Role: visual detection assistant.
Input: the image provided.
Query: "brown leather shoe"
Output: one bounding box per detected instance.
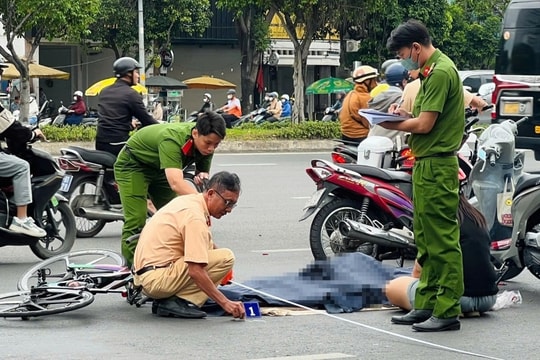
[412,316,460,332]
[391,309,432,325]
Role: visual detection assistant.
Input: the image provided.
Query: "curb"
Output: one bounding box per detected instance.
[32,139,336,156]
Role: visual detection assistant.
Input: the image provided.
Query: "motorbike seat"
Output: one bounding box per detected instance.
[339,164,412,182]
[515,173,540,195]
[67,146,117,169]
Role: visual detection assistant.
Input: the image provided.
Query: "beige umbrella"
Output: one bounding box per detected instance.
[182,75,236,89]
[1,62,70,80]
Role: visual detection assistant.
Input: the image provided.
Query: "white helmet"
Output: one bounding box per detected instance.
[204,93,212,100]
[281,94,290,101]
[74,90,83,97]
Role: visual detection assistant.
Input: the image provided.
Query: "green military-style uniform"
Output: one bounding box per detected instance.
[114,122,214,265]
[410,49,465,319]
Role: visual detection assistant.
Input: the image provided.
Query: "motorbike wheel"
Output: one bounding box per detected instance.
[68,178,108,238]
[30,202,77,260]
[309,198,382,260]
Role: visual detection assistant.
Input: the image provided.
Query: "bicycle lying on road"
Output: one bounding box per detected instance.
[0,248,145,320]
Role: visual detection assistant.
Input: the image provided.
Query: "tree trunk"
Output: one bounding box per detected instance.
[236,8,263,115]
[291,41,311,124]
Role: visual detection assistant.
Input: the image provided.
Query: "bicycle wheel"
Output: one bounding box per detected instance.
[18,249,126,291]
[0,289,94,319]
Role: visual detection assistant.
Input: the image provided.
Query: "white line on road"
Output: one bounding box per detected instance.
[251,248,310,253]
[218,163,277,166]
[250,353,354,360]
[292,196,311,200]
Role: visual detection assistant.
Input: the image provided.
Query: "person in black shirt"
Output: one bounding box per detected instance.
[385,192,498,316]
[96,57,158,156]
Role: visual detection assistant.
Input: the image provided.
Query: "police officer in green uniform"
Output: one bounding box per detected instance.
[380,20,465,332]
[114,111,227,266]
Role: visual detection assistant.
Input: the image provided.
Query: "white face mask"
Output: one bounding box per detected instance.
[73,96,78,101]
[227,95,233,100]
[203,98,209,102]
[264,97,270,101]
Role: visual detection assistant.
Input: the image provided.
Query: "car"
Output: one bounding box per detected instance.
[458,70,494,93]
[458,71,494,123]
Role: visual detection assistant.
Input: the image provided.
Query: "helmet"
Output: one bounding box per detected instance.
[227,89,236,95]
[269,91,278,99]
[384,63,409,87]
[381,59,400,75]
[204,93,212,99]
[113,57,141,77]
[352,65,378,83]
[281,94,289,101]
[74,90,83,97]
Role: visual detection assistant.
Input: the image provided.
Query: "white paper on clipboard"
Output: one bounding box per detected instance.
[359,109,408,126]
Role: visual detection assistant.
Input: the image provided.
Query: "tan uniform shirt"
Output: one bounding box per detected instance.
[133,194,213,270]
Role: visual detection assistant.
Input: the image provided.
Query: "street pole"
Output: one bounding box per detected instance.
[138,0,145,86]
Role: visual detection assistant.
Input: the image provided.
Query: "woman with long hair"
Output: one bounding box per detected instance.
[385,193,498,316]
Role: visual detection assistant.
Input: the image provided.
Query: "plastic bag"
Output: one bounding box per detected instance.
[491,290,522,311]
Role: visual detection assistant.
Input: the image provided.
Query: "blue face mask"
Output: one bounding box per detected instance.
[401,48,419,71]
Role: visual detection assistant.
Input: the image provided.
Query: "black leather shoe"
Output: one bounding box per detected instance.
[412,316,460,332]
[391,309,433,325]
[155,297,207,319]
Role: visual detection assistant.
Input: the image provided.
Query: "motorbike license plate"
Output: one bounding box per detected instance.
[60,174,73,192]
[303,189,325,210]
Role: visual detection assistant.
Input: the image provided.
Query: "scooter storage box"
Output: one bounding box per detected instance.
[357,136,394,168]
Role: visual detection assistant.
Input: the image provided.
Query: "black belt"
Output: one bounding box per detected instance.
[415,151,457,161]
[133,264,170,276]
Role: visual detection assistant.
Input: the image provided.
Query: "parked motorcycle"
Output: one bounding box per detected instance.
[302,115,481,261]
[0,143,76,259]
[339,116,540,284]
[57,146,197,238]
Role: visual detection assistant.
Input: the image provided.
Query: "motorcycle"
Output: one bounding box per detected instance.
[301,115,481,262]
[57,146,197,238]
[0,143,76,259]
[339,116,540,284]
[322,107,339,122]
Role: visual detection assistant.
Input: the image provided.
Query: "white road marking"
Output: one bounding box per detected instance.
[250,353,354,360]
[292,196,311,200]
[216,152,328,156]
[218,163,277,166]
[251,248,310,253]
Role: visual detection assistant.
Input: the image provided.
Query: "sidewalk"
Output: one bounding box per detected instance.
[33,139,336,155]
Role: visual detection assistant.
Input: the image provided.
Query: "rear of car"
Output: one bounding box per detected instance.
[493,0,540,159]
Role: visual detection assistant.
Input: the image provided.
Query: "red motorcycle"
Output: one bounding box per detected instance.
[300,158,415,262]
[301,113,483,263]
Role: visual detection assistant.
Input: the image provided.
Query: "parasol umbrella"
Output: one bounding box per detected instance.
[182,75,236,89]
[305,77,353,95]
[85,77,148,96]
[1,62,70,80]
[145,75,188,89]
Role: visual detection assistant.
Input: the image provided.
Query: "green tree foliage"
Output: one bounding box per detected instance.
[86,0,211,59]
[0,0,100,121]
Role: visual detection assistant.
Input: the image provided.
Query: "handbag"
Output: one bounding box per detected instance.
[497,175,514,227]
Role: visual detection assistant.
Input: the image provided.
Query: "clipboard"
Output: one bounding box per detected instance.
[359,109,407,126]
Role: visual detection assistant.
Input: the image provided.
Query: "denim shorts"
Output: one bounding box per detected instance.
[407,279,496,313]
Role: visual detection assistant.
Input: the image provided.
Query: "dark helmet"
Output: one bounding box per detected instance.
[113,57,141,77]
[385,63,409,87]
[227,89,236,95]
[381,58,399,75]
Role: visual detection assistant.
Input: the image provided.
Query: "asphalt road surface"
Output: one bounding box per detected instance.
[1,152,540,360]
